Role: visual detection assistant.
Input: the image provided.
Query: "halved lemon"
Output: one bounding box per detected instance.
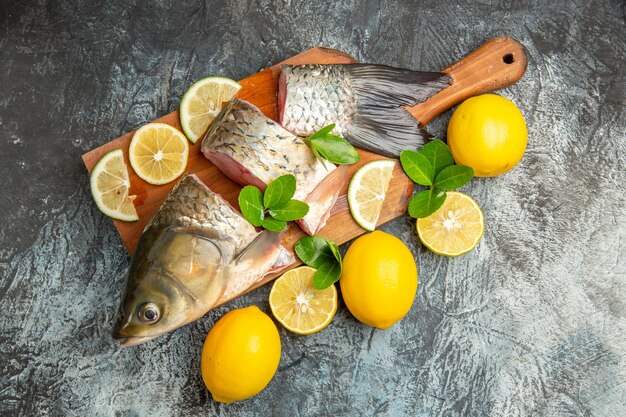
[128,123,189,185]
[90,149,138,222]
[347,159,396,231]
[269,266,337,335]
[179,76,241,143]
[416,191,484,256]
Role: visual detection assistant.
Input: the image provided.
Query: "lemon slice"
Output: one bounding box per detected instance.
[269,266,338,335]
[90,149,138,222]
[128,123,189,185]
[416,191,484,256]
[179,76,241,143]
[347,159,396,231]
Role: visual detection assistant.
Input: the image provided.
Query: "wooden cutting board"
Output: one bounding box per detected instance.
[82,47,414,302]
[82,38,527,303]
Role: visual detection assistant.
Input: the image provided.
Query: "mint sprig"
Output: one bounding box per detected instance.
[400,140,474,218]
[238,174,309,231]
[305,124,360,166]
[294,236,342,290]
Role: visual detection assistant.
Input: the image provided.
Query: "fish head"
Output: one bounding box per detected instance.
[111,266,199,346]
[112,227,227,346]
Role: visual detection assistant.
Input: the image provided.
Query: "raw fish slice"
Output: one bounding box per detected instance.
[202,98,345,235]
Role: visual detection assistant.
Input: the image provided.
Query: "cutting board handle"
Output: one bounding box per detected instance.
[408,36,528,125]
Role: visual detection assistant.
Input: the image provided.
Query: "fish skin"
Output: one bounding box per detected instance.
[279,65,356,139]
[112,174,293,346]
[278,64,452,157]
[201,98,344,235]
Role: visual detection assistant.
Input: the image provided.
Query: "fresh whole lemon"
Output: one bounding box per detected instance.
[447,94,527,177]
[340,231,418,329]
[201,306,281,403]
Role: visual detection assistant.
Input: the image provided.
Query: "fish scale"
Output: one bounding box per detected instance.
[282,66,356,138]
[148,174,256,250]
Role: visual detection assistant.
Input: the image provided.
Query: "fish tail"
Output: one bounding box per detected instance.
[297,165,349,235]
[345,64,451,156]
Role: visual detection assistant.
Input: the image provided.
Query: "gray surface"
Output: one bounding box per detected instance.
[1,0,625,416]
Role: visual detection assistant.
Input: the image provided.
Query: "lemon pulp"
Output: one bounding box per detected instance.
[90,149,138,221]
[269,266,338,335]
[416,191,484,256]
[347,159,396,231]
[179,76,241,143]
[128,123,189,185]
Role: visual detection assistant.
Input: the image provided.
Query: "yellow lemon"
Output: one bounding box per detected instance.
[201,306,281,403]
[340,231,418,329]
[447,94,527,177]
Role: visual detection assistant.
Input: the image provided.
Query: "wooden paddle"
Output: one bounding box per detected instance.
[409,36,528,124]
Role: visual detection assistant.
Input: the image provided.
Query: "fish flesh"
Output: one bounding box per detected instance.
[278,64,452,157]
[201,98,348,236]
[201,98,348,235]
[112,174,294,346]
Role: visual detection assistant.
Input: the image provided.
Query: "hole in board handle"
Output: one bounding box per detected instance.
[503,53,514,64]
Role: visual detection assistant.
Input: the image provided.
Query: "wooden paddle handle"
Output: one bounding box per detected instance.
[408,37,528,126]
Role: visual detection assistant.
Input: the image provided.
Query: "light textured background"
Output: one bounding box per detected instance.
[1,1,625,416]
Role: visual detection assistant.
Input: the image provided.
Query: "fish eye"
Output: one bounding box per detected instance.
[138,303,160,324]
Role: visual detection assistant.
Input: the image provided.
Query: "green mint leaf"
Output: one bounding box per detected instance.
[408,189,447,218]
[309,134,360,165]
[294,236,336,268]
[294,235,343,290]
[420,139,454,177]
[400,150,434,186]
[262,217,287,232]
[309,142,331,171]
[434,165,474,190]
[268,199,310,221]
[309,124,336,140]
[313,261,342,290]
[264,174,296,209]
[238,185,264,227]
[326,239,342,267]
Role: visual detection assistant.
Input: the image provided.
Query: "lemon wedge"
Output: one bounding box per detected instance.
[347,159,396,231]
[179,76,241,143]
[269,266,337,335]
[90,149,138,221]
